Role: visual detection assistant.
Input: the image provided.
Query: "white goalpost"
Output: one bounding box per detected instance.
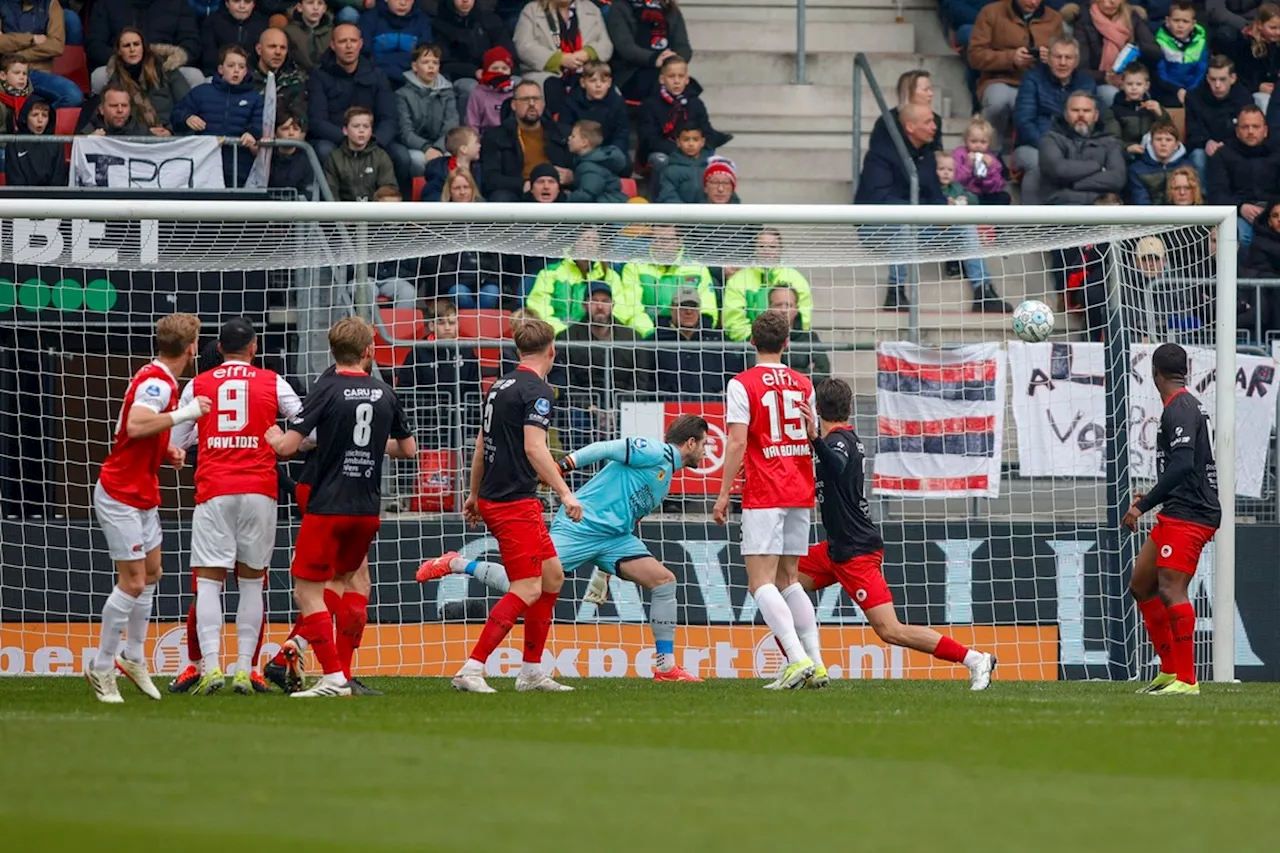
[0,200,1244,684]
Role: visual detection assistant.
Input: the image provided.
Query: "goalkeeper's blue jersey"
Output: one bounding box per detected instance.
[554,437,685,535]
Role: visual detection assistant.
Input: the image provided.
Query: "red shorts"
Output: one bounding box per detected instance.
[799,542,894,611]
[478,497,556,581]
[295,483,311,515]
[1150,514,1217,576]
[290,512,380,583]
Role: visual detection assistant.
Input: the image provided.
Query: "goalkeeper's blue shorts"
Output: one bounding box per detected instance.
[550,519,651,576]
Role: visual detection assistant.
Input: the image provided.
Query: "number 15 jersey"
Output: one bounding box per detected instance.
[726,363,816,509]
[287,370,412,517]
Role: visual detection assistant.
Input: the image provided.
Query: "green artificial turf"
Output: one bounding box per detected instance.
[1,678,1277,853]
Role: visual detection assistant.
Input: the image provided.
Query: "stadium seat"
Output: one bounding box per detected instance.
[55,107,79,135]
[412,176,425,201]
[53,46,91,94]
[455,308,511,380]
[620,177,637,198]
[373,307,426,368]
[409,448,456,512]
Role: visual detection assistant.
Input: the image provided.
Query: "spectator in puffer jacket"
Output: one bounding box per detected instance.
[1153,1,1207,104]
[1129,118,1190,201]
[200,0,268,75]
[953,114,1011,204]
[283,0,332,73]
[463,44,515,131]
[358,0,432,83]
[605,0,692,100]
[267,110,317,196]
[1206,103,1279,247]
[433,0,512,118]
[559,59,628,153]
[1039,91,1128,204]
[937,150,980,206]
[722,228,813,343]
[6,95,66,185]
[396,42,459,176]
[567,118,628,202]
[1013,35,1096,203]
[1188,54,1252,174]
[323,104,397,200]
[657,122,709,202]
[93,27,190,132]
[171,44,265,184]
[86,0,201,74]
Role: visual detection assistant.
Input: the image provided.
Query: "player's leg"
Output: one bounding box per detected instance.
[514,553,572,692]
[764,545,835,688]
[743,508,814,689]
[287,514,352,697]
[776,512,825,685]
[338,559,382,695]
[168,573,203,693]
[1149,518,1214,695]
[1130,534,1177,693]
[615,555,702,683]
[189,496,240,694]
[230,494,275,694]
[113,539,165,700]
[417,550,511,592]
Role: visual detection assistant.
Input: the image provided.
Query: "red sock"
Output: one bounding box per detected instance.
[324,588,342,621]
[271,615,302,666]
[1167,602,1197,685]
[468,593,530,665]
[522,591,558,664]
[1138,597,1177,675]
[296,610,341,676]
[932,635,970,664]
[185,602,201,664]
[336,591,369,680]
[251,572,268,669]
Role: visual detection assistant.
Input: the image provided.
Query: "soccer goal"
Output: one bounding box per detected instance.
[0,199,1252,684]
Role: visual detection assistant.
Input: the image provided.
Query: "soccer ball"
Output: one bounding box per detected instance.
[1012,300,1055,343]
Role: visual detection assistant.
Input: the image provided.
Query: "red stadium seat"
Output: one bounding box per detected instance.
[373,307,426,368]
[620,177,637,198]
[412,176,425,201]
[455,308,511,379]
[0,173,6,186]
[409,448,456,512]
[54,107,79,135]
[52,46,90,94]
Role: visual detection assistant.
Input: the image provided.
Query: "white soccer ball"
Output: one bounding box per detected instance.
[1012,299,1055,343]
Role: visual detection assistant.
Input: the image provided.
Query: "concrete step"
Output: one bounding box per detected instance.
[682,5,908,23]
[684,20,914,54]
[679,0,934,10]
[732,178,854,204]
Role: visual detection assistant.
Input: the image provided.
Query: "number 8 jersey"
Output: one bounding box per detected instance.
[287,370,412,517]
[726,362,816,509]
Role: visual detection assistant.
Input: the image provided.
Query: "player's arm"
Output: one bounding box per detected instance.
[560,437,666,472]
[714,378,750,523]
[1124,407,1198,529]
[525,425,577,508]
[168,381,200,449]
[384,392,417,458]
[267,385,329,458]
[127,378,208,439]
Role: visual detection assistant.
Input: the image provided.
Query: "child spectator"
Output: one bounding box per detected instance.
[656,122,709,203]
[433,0,513,119]
[421,124,483,200]
[283,0,333,73]
[359,0,433,82]
[395,301,484,426]
[171,44,264,185]
[0,54,32,130]
[1129,118,1190,203]
[637,55,729,169]
[201,0,268,75]
[441,166,482,201]
[267,111,317,196]
[396,43,459,176]
[1112,63,1171,157]
[951,114,1010,204]
[561,59,630,153]
[1226,3,1280,113]
[464,45,515,131]
[567,118,628,202]
[323,105,397,200]
[1154,0,1207,105]
[6,96,66,186]
[937,150,979,206]
[1187,54,1252,175]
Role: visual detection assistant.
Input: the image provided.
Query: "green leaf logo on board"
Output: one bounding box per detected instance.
[0,278,118,313]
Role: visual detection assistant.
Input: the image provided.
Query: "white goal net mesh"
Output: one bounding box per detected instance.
[0,204,1251,683]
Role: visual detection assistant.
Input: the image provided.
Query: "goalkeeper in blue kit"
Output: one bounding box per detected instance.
[417,414,710,682]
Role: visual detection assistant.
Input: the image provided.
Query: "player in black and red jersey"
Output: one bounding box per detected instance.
[1124,343,1221,696]
[265,318,416,698]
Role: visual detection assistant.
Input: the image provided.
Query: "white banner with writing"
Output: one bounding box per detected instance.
[70,135,225,189]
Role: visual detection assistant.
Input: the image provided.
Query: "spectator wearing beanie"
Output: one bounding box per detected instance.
[465,44,517,131]
[524,161,566,201]
[702,155,740,204]
[434,0,513,119]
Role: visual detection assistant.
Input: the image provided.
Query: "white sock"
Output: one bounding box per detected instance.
[235,577,265,674]
[121,582,156,663]
[449,556,470,573]
[463,560,510,593]
[963,650,985,667]
[92,586,136,671]
[754,584,805,663]
[195,577,223,673]
[781,582,825,669]
[458,658,484,676]
[520,661,542,679]
[320,672,347,687]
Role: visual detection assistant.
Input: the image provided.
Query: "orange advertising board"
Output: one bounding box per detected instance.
[1,623,1058,681]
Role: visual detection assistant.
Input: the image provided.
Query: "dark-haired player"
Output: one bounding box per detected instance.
[779,377,997,691]
[451,317,583,694]
[1124,343,1220,696]
[265,317,416,698]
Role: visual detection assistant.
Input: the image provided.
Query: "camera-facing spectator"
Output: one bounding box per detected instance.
[396,43,459,175]
[568,118,628,202]
[1013,35,1096,204]
[93,27,190,131]
[656,121,708,203]
[701,155,738,204]
[0,0,83,107]
[620,224,716,336]
[6,96,66,185]
[1154,1,1206,105]
[479,78,573,201]
[1166,162,1204,203]
[1186,54,1251,174]
[200,0,267,75]
[653,286,740,397]
[1225,2,1280,112]
[1074,0,1161,106]
[953,114,1011,204]
[395,302,484,431]
[0,53,33,129]
[527,228,629,334]
[605,0,691,100]
[267,110,317,196]
[638,54,727,171]
[78,82,152,134]
[870,70,943,157]
[561,280,656,393]
[421,124,482,200]
[937,150,980,205]
[323,104,396,200]
[1206,104,1278,247]
[253,26,306,116]
[464,44,515,132]
[1129,118,1190,202]
[722,228,812,343]
[514,0,613,119]
[968,0,1064,143]
[764,284,829,382]
[358,0,432,82]
[283,0,333,73]
[1112,63,1171,157]
[171,44,263,184]
[560,59,628,152]
[86,0,201,79]
[441,166,482,201]
[429,194,506,308]
[1039,90,1128,204]
[524,160,564,201]
[434,0,513,118]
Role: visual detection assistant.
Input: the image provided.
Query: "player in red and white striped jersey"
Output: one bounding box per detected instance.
[86,313,209,704]
[714,310,823,690]
[168,319,303,696]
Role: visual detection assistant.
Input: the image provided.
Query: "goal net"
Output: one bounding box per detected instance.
[0,201,1248,684]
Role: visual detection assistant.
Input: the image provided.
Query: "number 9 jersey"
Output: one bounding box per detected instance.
[726,363,816,509]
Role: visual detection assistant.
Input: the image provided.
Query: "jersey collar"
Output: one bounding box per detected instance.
[1165,387,1189,407]
[151,359,177,383]
[336,368,368,376]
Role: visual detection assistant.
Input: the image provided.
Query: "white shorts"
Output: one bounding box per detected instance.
[93,482,162,562]
[189,493,278,571]
[740,507,812,556]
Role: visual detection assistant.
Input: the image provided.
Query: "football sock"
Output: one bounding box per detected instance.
[324,588,342,621]
[932,635,970,664]
[650,581,677,672]
[458,559,510,593]
[523,591,558,664]
[520,661,542,679]
[195,577,223,672]
[251,572,268,667]
[92,586,136,671]
[271,618,302,666]
[235,577,265,675]
[754,584,806,663]
[781,582,824,669]
[336,591,369,680]
[1138,597,1177,675]
[469,592,530,665]
[185,602,201,664]
[297,610,341,676]
[1168,602,1197,685]
[962,649,985,668]
[122,582,157,664]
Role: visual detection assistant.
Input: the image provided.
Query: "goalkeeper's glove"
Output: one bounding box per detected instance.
[584,567,610,605]
[558,453,577,474]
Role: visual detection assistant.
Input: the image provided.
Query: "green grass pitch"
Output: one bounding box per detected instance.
[2,679,1278,853]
